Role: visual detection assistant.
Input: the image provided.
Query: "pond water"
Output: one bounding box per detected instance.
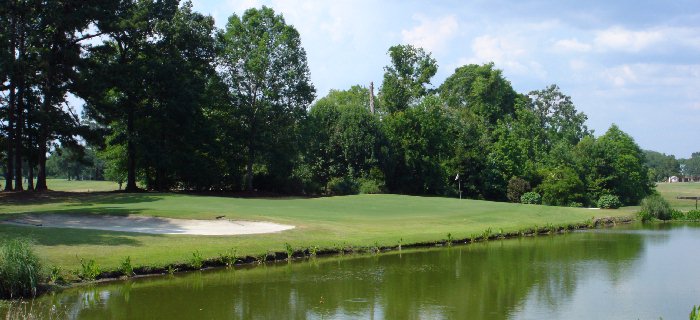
[5,223,700,319]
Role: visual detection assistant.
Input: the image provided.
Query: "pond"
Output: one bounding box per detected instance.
[4,223,700,319]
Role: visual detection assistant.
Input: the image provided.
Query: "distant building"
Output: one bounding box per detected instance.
[669,175,700,183]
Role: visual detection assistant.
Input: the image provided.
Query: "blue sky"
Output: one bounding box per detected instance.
[192,0,700,158]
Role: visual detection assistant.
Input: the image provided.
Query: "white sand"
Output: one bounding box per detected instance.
[1,214,294,236]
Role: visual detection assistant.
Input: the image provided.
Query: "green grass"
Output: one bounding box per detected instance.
[0,192,631,273]
[45,179,121,192]
[655,182,700,211]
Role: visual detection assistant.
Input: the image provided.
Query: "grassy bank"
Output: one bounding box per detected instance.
[655,182,700,211]
[0,188,632,274]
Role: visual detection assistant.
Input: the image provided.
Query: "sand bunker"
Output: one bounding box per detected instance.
[2,214,294,236]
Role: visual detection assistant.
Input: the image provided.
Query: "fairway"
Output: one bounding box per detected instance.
[0,191,630,272]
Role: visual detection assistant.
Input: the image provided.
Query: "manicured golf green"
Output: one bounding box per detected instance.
[0,187,631,272]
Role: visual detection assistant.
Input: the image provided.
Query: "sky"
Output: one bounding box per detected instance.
[190,0,700,158]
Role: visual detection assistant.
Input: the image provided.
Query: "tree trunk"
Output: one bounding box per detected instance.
[13,70,24,191]
[5,81,15,191]
[246,146,254,192]
[125,106,138,192]
[27,162,34,191]
[4,16,16,192]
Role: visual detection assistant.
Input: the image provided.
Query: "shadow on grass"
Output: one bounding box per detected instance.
[0,224,150,247]
[0,191,164,207]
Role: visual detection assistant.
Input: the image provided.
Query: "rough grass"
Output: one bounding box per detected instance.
[0,191,631,272]
[655,182,700,212]
[44,179,121,192]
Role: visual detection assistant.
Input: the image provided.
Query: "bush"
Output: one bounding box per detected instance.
[327,176,359,195]
[687,210,700,221]
[507,177,531,203]
[637,210,654,223]
[671,209,686,220]
[568,202,583,208]
[119,256,134,277]
[0,239,43,299]
[358,178,383,194]
[79,258,101,281]
[597,195,622,209]
[521,192,541,204]
[639,194,673,221]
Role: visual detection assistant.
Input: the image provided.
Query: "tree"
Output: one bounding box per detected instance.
[577,125,653,205]
[680,152,700,177]
[379,44,437,113]
[644,150,680,182]
[218,6,315,191]
[79,0,180,192]
[383,95,454,194]
[527,84,590,148]
[303,86,382,192]
[439,63,516,127]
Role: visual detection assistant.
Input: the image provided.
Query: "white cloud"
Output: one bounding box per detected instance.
[554,38,592,52]
[401,14,459,54]
[594,26,664,52]
[455,34,546,79]
[602,63,700,89]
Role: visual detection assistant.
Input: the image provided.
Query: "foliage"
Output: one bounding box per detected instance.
[382,95,454,194]
[218,249,238,267]
[358,178,384,194]
[687,210,700,221]
[119,256,134,277]
[639,194,673,221]
[537,167,585,206]
[597,195,622,209]
[380,44,437,113]
[0,239,43,299]
[680,152,700,176]
[219,6,315,191]
[327,177,359,195]
[507,177,531,203]
[691,305,699,320]
[439,62,516,126]
[78,258,100,281]
[521,192,542,205]
[644,150,680,182]
[190,251,204,269]
[670,209,686,220]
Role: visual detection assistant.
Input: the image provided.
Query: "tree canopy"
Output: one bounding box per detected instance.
[1,2,658,207]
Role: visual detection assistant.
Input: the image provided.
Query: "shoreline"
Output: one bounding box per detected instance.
[33,215,635,297]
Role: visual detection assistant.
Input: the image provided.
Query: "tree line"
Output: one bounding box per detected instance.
[2,1,656,206]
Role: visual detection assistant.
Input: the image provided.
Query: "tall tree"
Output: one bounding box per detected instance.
[379,44,437,114]
[439,63,516,127]
[80,0,179,192]
[219,6,315,191]
[527,84,590,148]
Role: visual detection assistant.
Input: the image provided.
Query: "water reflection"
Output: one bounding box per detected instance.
[5,224,699,320]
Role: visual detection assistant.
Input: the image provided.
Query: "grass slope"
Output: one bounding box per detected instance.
[655,182,700,211]
[0,192,628,271]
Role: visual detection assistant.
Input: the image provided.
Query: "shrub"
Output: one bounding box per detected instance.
[637,210,654,223]
[358,178,384,194]
[79,258,101,281]
[688,210,700,221]
[568,202,583,208]
[639,194,673,221]
[521,192,541,204]
[597,195,622,209]
[190,251,204,269]
[0,239,43,299]
[507,177,531,203]
[671,209,686,220]
[119,256,134,277]
[327,176,359,195]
